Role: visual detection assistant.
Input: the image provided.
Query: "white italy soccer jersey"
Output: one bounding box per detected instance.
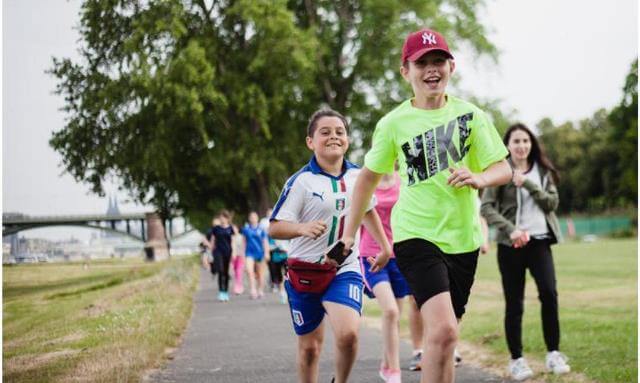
[271,156,375,275]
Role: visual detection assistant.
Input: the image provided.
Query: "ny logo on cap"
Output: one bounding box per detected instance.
[422,31,436,45]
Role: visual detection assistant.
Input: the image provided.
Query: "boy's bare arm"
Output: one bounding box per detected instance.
[341,167,383,249]
[448,159,511,189]
[361,209,392,272]
[269,220,327,240]
[480,159,512,188]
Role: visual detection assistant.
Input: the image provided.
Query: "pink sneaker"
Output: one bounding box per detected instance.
[379,365,401,383]
[386,371,401,383]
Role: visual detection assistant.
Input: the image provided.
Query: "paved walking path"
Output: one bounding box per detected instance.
[149,268,513,382]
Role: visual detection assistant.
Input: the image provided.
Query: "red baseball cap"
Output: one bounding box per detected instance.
[401,28,454,63]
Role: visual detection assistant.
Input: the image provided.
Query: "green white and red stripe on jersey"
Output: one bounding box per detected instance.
[270,156,376,275]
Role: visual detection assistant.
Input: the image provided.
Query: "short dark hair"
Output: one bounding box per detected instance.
[307,108,349,137]
[504,123,560,184]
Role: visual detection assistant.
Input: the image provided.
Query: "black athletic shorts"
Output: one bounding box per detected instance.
[394,238,479,319]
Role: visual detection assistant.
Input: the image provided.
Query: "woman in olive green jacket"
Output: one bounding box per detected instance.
[481,123,570,381]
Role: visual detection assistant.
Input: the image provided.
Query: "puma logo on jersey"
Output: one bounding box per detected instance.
[312,191,325,201]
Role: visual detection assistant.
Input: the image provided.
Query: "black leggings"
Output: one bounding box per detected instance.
[497,239,560,359]
[268,260,286,285]
[214,252,232,292]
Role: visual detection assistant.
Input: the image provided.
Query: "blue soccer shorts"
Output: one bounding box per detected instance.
[246,251,264,262]
[285,271,363,336]
[359,257,412,299]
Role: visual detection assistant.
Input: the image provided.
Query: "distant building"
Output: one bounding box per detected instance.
[3,212,26,257]
[106,195,121,216]
[2,234,20,256]
[104,195,121,238]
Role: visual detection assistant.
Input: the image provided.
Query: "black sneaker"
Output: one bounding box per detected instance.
[409,351,422,371]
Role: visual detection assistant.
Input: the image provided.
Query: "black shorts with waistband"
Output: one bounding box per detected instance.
[394,238,479,319]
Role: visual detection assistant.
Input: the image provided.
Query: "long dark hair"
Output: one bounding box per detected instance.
[504,123,559,184]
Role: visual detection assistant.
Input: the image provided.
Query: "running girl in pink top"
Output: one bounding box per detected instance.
[359,171,417,383]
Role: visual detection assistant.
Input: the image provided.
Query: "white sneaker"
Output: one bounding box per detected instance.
[453,348,462,367]
[508,357,534,381]
[545,351,570,374]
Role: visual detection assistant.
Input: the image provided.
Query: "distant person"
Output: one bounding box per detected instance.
[207,210,235,302]
[204,217,222,277]
[481,123,569,381]
[339,28,512,383]
[269,108,391,383]
[259,208,272,231]
[231,222,245,295]
[267,236,289,303]
[242,211,270,299]
[260,208,279,291]
[199,241,209,270]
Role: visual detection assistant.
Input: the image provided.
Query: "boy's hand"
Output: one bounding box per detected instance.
[447,166,486,189]
[298,221,328,239]
[480,242,490,254]
[323,257,339,268]
[367,246,391,273]
[340,236,355,257]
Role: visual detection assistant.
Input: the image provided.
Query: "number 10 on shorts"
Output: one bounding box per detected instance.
[349,284,361,302]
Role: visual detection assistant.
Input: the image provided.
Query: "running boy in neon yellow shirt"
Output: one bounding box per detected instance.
[341,28,512,383]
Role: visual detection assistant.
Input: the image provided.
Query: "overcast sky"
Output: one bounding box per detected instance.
[2,0,638,240]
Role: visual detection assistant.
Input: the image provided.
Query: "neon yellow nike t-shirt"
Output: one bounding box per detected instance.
[364,96,508,253]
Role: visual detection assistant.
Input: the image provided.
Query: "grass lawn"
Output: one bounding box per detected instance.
[3,255,200,382]
[363,238,638,383]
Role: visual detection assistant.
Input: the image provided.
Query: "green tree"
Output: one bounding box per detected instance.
[538,118,586,213]
[50,0,496,230]
[50,0,317,229]
[575,109,617,211]
[537,102,636,213]
[607,59,638,205]
[289,0,497,148]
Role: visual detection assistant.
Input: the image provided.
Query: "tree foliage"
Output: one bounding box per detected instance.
[536,59,638,213]
[50,0,497,229]
[607,59,638,203]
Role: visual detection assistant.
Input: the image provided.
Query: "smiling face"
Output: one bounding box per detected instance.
[305,116,349,162]
[507,129,532,163]
[401,51,454,103]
